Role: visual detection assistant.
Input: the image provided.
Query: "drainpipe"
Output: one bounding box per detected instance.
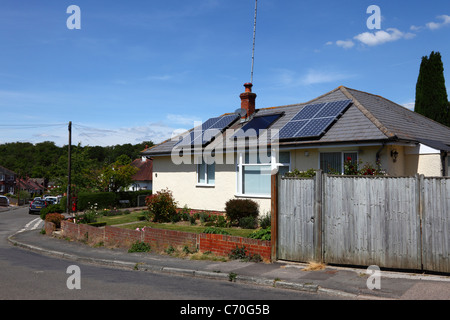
[441,151,448,177]
[376,142,386,165]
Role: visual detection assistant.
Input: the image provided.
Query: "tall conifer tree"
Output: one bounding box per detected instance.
[415,51,449,126]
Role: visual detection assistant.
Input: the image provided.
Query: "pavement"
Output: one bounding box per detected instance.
[6,223,450,300]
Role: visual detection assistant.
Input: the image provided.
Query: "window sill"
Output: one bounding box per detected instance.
[196,184,215,188]
[235,193,271,199]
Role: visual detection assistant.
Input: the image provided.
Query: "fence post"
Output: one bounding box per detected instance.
[417,174,424,271]
[314,170,323,263]
[271,172,279,262]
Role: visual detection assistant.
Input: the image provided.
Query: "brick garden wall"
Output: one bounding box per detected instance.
[198,233,271,259]
[60,221,271,261]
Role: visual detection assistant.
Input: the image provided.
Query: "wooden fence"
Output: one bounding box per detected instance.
[272,172,450,273]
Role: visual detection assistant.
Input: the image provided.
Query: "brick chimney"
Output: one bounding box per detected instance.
[240,83,257,119]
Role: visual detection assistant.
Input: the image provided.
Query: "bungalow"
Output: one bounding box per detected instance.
[142,84,450,214]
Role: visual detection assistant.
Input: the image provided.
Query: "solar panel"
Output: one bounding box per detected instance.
[291,103,326,121]
[201,116,222,130]
[175,114,239,147]
[277,99,352,140]
[314,100,351,118]
[209,114,239,129]
[294,117,335,137]
[278,120,308,139]
[233,114,282,138]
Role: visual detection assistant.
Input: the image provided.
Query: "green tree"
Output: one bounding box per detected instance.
[415,51,450,126]
[97,157,138,192]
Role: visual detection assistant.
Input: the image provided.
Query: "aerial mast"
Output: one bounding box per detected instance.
[250,0,258,84]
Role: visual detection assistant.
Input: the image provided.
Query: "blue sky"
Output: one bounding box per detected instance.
[0,0,449,147]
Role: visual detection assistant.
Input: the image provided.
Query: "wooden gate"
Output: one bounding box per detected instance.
[276,175,320,262]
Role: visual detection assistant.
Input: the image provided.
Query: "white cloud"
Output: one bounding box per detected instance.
[426,15,450,30]
[353,28,415,46]
[335,40,355,49]
[410,25,423,31]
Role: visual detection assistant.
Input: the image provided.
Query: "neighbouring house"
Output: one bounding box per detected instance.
[142,84,450,214]
[0,165,16,195]
[129,157,153,191]
[17,178,44,197]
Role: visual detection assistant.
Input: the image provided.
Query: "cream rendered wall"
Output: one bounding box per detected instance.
[152,155,271,214]
[288,144,443,177]
[289,146,384,173]
[404,144,443,177]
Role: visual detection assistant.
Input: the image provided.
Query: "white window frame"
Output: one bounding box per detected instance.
[196,158,215,187]
[319,151,358,174]
[236,150,290,198]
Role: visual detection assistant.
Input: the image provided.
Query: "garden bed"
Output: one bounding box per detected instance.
[95,210,258,238]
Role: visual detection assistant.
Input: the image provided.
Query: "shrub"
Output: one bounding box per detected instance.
[128,241,151,253]
[45,213,65,229]
[229,245,247,260]
[180,205,191,221]
[248,227,271,241]
[170,212,181,223]
[189,214,197,225]
[202,226,231,235]
[75,212,97,224]
[225,199,259,226]
[239,216,258,229]
[228,245,262,262]
[284,168,316,178]
[145,188,178,222]
[40,204,64,220]
[259,213,271,229]
[215,215,228,228]
[76,192,117,211]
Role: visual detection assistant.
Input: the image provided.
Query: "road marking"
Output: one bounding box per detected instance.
[17,218,44,234]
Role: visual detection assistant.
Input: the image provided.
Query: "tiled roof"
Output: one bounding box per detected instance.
[143,86,450,156]
[131,158,153,181]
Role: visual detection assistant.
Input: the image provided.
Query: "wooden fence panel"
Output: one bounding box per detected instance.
[323,176,421,269]
[422,177,450,273]
[278,178,316,262]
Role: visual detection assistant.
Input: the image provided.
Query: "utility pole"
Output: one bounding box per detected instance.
[67,121,72,216]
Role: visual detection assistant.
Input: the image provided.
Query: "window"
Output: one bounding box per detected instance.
[197,160,215,186]
[320,152,358,174]
[237,151,290,196]
[277,151,291,177]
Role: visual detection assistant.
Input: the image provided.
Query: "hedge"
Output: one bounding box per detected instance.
[61,190,152,212]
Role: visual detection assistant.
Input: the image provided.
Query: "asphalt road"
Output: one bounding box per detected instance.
[0,207,343,306]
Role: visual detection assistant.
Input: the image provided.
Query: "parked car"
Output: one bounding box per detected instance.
[29,199,48,215]
[0,196,9,207]
[44,196,59,204]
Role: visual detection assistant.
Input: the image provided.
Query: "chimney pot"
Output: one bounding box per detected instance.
[244,82,253,93]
